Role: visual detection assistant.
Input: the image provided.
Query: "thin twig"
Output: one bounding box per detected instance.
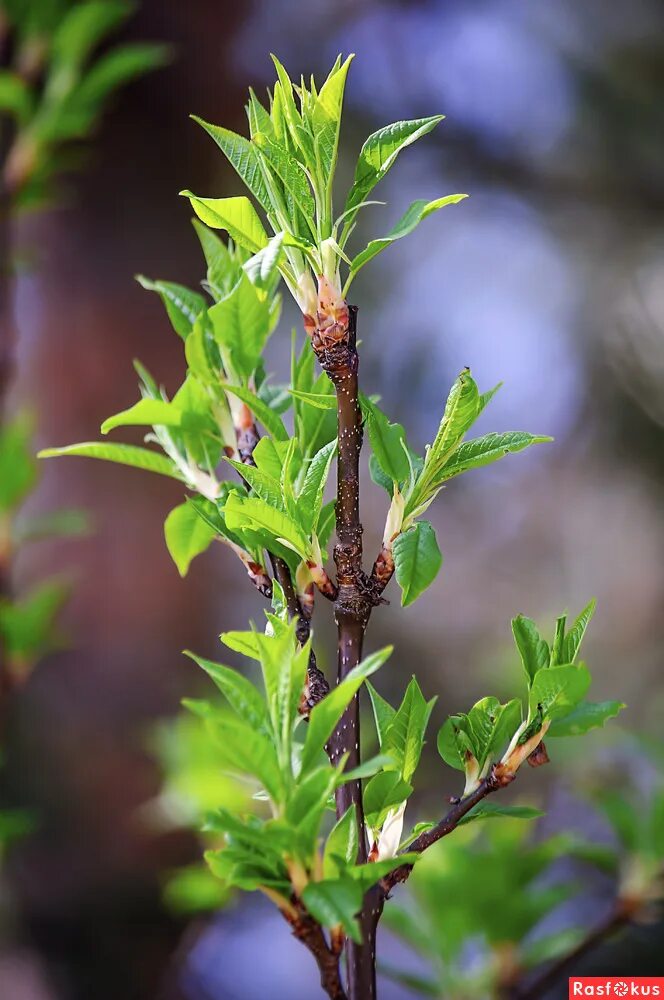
[509,901,632,1000]
[282,902,348,1000]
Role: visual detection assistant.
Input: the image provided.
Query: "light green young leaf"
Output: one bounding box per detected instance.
[364,771,413,826]
[298,440,337,534]
[74,42,170,108]
[345,115,445,215]
[219,630,261,660]
[548,700,625,737]
[207,715,283,803]
[0,579,68,659]
[0,71,33,124]
[434,431,552,481]
[361,396,410,485]
[288,390,337,410]
[512,615,550,687]
[184,651,270,733]
[393,522,443,607]
[225,460,286,513]
[243,233,285,290]
[191,117,272,213]
[529,665,591,721]
[313,54,354,189]
[324,806,358,879]
[51,0,129,71]
[209,272,273,379]
[224,493,310,560]
[221,383,288,442]
[183,192,269,253]
[101,398,183,434]
[367,682,397,749]
[383,676,436,782]
[300,646,393,774]
[136,276,205,339]
[192,219,242,299]
[562,599,596,664]
[164,501,216,576]
[346,195,467,287]
[38,442,185,482]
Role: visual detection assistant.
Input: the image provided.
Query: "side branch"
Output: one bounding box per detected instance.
[382,767,513,893]
[282,904,348,1000]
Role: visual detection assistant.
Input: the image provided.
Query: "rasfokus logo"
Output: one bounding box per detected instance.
[569,979,664,998]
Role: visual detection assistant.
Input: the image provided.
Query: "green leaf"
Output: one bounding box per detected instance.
[0,579,68,659]
[51,1,129,72]
[192,219,242,299]
[225,460,285,513]
[0,71,33,124]
[529,665,591,721]
[164,501,216,576]
[221,383,288,442]
[298,440,337,534]
[219,630,261,660]
[458,802,545,826]
[428,369,480,467]
[384,677,436,782]
[364,771,412,825]
[347,195,467,285]
[243,233,285,291]
[206,715,283,803]
[184,651,270,734]
[183,192,269,253]
[437,715,475,773]
[301,878,362,943]
[521,929,586,970]
[367,682,397,749]
[224,493,310,560]
[101,398,183,434]
[288,389,337,410]
[361,397,410,485]
[345,116,445,215]
[253,133,316,232]
[38,442,184,482]
[74,42,170,107]
[191,117,272,213]
[512,616,550,686]
[324,806,358,878]
[548,700,625,737]
[434,431,552,481]
[0,414,36,512]
[313,55,354,191]
[300,646,392,774]
[136,276,205,339]
[209,272,273,380]
[393,522,442,606]
[562,599,596,664]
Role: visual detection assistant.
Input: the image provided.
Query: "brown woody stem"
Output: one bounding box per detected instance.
[283,903,348,1000]
[312,305,379,1000]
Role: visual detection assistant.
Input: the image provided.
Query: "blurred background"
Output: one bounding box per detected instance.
[2,0,664,997]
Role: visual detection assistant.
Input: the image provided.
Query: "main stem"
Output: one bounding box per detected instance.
[315,307,377,1000]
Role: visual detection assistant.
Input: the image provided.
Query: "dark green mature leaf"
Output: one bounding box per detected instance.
[393,521,442,607]
[512,616,550,686]
[548,700,625,737]
[458,803,545,826]
[183,192,269,253]
[300,647,392,773]
[436,431,552,481]
[302,878,363,943]
[38,442,184,482]
[164,501,216,576]
[347,195,467,285]
[136,276,205,339]
[529,665,591,721]
[191,117,272,213]
[345,116,445,215]
[185,652,270,734]
[384,677,436,782]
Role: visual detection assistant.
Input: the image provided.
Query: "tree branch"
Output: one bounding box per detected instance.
[311,303,381,1000]
[509,901,632,1000]
[282,902,348,1000]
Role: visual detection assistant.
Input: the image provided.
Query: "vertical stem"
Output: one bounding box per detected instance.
[314,307,377,1000]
